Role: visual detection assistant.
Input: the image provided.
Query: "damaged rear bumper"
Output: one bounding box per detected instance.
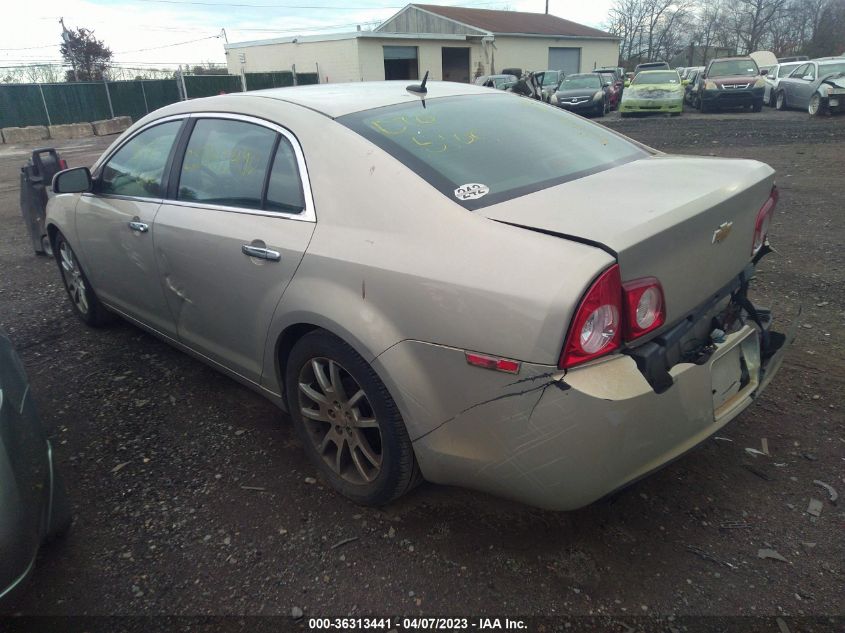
[379,296,797,511]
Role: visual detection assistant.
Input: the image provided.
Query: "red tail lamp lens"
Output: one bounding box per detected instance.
[559,264,623,369]
[622,277,665,340]
[752,186,778,255]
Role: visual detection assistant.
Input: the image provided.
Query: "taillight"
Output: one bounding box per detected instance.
[622,277,665,340]
[752,186,778,255]
[58,159,68,170]
[559,266,668,369]
[558,264,623,369]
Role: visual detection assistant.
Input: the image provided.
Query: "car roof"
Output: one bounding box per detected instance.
[638,69,676,74]
[229,81,491,119]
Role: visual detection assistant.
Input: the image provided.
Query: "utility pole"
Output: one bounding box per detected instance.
[59,17,79,81]
[545,0,549,14]
[221,28,228,44]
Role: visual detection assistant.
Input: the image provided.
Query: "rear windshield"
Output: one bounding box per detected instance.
[709,60,759,77]
[632,71,680,85]
[339,94,648,210]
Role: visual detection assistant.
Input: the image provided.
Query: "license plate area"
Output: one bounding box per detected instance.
[711,329,761,420]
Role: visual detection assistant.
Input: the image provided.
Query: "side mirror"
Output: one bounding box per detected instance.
[52,167,92,194]
[803,75,814,81]
[624,80,631,87]
[760,68,769,76]
[682,79,690,85]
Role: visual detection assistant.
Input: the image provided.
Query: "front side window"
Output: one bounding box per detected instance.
[790,64,808,78]
[340,94,647,210]
[100,120,182,198]
[178,119,276,210]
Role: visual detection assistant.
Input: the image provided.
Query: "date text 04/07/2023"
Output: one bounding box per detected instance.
[308,618,528,630]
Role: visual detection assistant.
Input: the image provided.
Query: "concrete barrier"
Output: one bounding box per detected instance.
[1,126,50,144]
[92,116,133,136]
[48,122,94,140]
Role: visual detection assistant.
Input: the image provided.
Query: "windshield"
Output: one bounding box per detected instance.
[632,71,679,85]
[597,73,616,84]
[708,60,759,77]
[819,62,845,76]
[541,71,560,86]
[560,75,601,89]
[339,94,648,210]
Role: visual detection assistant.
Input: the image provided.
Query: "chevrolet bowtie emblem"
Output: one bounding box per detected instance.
[712,221,733,244]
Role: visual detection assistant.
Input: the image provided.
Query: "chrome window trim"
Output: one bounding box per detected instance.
[88,111,316,223]
[178,112,316,223]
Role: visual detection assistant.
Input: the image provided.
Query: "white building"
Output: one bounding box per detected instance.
[224,4,620,83]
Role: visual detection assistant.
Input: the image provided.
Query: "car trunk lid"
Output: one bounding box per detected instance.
[479,154,776,325]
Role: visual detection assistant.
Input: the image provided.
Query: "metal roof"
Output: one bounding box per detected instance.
[230,80,498,118]
[410,4,617,38]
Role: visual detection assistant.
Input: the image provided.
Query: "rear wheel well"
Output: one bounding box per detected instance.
[276,323,320,406]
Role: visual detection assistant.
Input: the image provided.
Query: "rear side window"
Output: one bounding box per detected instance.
[266,140,305,213]
[339,94,647,210]
[178,119,276,210]
[100,120,181,198]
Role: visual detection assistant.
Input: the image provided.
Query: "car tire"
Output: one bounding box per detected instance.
[752,100,763,112]
[595,101,605,117]
[285,329,421,506]
[775,91,786,110]
[700,100,709,113]
[808,93,826,116]
[620,112,631,118]
[54,232,112,327]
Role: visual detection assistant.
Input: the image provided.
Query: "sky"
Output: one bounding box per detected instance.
[1,0,615,71]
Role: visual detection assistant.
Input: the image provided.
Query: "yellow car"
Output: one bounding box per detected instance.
[620,70,684,116]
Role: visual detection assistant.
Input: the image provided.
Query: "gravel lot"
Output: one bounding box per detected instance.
[1,106,843,626]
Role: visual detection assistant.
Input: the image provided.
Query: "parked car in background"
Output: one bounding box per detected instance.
[550,73,609,116]
[684,69,703,106]
[0,329,70,605]
[634,61,670,74]
[538,69,563,100]
[45,81,793,511]
[679,66,702,81]
[698,57,765,112]
[762,61,803,106]
[619,70,684,116]
[474,74,518,90]
[778,55,808,63]
[775,58,845,115]
[595,71,622,108]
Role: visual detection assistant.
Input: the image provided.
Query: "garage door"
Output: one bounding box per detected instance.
[384,46,419,80]
[548,48,581,75]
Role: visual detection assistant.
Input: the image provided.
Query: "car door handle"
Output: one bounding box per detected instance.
[128,221,149,233]
[241,244,281,261]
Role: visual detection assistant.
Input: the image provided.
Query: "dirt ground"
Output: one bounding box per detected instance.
[0,106,843,628]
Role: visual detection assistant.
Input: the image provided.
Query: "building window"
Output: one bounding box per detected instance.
[383,46,419,80]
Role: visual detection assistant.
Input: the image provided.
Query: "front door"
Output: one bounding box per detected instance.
[441,47,470,83]
[153,116,315,383]
[75,118,184,337]
[793,62,817,108]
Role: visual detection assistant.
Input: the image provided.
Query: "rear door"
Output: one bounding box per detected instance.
[153,114,315,383]
[75,117,184,336]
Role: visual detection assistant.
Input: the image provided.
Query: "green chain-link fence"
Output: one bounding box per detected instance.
[0,72,320,130]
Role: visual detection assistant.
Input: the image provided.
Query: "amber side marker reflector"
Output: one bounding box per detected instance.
[465,352,521,374]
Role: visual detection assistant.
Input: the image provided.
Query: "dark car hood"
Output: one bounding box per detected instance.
[555,87,599,99]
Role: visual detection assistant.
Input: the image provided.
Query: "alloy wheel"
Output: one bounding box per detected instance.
[298,357,383,484]
[59,240,89,315]
[809,94,820,116]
